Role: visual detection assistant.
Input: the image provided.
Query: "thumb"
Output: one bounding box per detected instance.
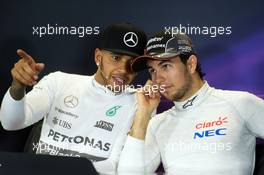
[35,63,45,74]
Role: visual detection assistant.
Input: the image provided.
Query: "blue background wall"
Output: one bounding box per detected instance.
[0,0,263,151]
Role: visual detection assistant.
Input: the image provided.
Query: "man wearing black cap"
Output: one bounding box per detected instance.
[118,32,264,175]
[0,23,147,174]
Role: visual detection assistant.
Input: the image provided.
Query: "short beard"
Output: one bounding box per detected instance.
[171,68,193,101]
[99,59,129,93]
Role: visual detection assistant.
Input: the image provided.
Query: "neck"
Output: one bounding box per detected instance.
[94,70,107,86]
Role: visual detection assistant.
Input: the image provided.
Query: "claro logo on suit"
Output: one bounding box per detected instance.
[194,117,229,139]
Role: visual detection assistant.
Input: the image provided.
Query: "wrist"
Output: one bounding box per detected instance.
[129,111,152,140]
[129,127,147,140]
[11,79,25,90]
[10,80,26,100]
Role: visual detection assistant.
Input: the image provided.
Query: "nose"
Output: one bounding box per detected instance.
[118,58,134,74]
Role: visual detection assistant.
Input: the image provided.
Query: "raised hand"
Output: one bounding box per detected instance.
[130,80,161,140]
[11,49,45,87]
[136,80,161,114]
[10,49,45,100]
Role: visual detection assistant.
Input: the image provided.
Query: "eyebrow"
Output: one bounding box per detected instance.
[109,52,121,56]
[158,60,172,65]
[102,50,121,56]
[147,60,172,69]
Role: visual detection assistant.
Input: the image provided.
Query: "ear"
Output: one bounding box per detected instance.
[94,48,102,65]
[186,55,197,74]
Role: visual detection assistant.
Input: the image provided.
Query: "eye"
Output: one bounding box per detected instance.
[148,68,156,75]
[111,55,121,62]
[161,63,172,70]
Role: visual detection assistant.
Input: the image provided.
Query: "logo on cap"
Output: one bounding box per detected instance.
[123,32,138,47]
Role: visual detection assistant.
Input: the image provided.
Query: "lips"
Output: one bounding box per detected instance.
[112,76,126,86]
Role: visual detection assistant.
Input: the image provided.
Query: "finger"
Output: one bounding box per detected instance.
[150,86,157,98]
[144,80,155,97]
[21,63,37,79]
[35,63,45,74]
[153,91,161,99]
[14,61,35,80]
[16,66,36,85]
[136,88,150,104]
[144,79,153,86]
[143,87,151,97]
[136,88,146,99]
[17,49,35,64]
[16,58,36,78]
[12,69,25,85]
[12,69,33,86]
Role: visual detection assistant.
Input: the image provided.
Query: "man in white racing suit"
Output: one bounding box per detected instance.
[0,23,147,174]
[117,32,264,175]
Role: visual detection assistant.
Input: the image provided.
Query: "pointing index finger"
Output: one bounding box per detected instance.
[17,49,35,64]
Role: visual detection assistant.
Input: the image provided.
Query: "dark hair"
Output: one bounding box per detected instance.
[179,53,206,79]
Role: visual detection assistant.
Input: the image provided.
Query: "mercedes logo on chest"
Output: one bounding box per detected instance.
[123,32,138,47]
[64,95,79,108]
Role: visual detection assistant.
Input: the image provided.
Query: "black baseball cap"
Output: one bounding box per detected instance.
[131,32,195,72]
[99,23,147,57]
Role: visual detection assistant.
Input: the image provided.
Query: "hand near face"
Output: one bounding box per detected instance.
[130,80,161,140]
[136,80,161,114]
